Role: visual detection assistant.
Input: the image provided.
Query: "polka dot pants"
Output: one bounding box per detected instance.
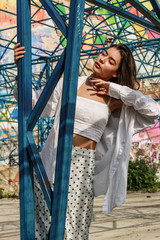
[34,145,95,240]
[34,174,51,240]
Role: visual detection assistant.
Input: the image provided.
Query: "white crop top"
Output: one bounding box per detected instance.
[74,96,111,143]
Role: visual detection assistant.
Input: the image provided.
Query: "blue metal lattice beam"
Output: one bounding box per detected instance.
[150,0,160,19]
[17,0,85,239]
[127,0,160,28]
[39,0,67,37]
[49,0,85,238]
[0,1,160,239]
[86,0,160,33]
[27,51,65,131]
[17,0,35,239]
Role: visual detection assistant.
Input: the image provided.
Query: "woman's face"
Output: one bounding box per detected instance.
[92,47,121,80]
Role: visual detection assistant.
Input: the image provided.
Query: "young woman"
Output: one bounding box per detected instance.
[14,43,160,240]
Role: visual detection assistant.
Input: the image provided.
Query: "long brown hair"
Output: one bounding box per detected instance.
[109,44,140,90]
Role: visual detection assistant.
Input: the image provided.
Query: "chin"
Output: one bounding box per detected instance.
[92,67,101,77]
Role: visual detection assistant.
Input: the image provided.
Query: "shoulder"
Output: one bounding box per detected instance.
[78,75,88,88]
[78,76,88,82]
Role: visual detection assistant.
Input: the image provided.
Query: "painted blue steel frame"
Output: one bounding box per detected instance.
[17,0,35,239]
[127,0,160,28]
[49,1,85,238]
[17,0,85,239]
[86,0,160,32]
[16,0,64,238]
[150,0,160,19]
[15,0,160,239]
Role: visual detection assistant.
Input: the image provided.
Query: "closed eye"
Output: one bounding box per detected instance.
[109,60,115,65]
[102,50,116,65]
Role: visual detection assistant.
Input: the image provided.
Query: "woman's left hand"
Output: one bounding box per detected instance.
[90,78,110,95]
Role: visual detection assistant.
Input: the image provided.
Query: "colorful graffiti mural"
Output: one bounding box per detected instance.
[0,0,160,197]
[131,119,160,173]
[133,120,160,144]
[0,0,160,164]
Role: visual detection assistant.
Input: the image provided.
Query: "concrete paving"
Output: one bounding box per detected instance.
[0,199,19,240]
[90,192,160,240]
[0,192,160,240]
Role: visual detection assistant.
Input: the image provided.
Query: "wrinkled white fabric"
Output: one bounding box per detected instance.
[74,96,111,143]
[14,76,160,213]
[94,82,160,212]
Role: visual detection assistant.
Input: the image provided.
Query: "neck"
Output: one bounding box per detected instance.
[90,73,97,79]
[90,73,110,81]
[87,76,100,90]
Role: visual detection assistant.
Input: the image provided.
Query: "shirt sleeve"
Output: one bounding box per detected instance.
[108,82,160,132]
[13,77,63,118]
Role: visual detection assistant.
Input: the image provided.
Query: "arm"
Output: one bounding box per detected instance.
[108,82,160,131]
[90,78,160,130]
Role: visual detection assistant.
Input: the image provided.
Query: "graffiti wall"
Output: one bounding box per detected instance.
[1,0,160,150]
[131,120,160,175]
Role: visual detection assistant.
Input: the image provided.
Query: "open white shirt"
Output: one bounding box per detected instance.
[14,76,160,213]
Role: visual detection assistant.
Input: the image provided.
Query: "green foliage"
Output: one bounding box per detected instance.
[0,188,19,199]
[127,157,160,192]
[0,179,19,199]
[0,187,4,199]
[0,179,4,198]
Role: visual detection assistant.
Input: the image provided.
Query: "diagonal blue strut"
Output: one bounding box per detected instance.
[27,131,52,212]
[150,0,160,19]
[86,0,160,33]
[39,0,67,37]
[48,0,85,239]
[127,0,160,29]
[17,1,69,239]
[27,50,65,131]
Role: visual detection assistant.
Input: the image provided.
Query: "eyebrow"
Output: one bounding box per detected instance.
[105,50,117,65]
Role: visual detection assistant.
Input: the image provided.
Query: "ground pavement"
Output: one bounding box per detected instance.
[0,192,160,240]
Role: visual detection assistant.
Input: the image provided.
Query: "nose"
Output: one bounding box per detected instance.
[99,54,106,64]
[99,58,104,64]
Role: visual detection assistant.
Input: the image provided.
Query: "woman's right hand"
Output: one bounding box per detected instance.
[13,43,25,65]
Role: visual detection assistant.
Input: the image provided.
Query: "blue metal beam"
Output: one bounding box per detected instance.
[137,74,160,79]
[17,0,35,239]
[1,4,160,239]
[39,0,67,37]
[127,0,160,29]
[86,0,160,33]
[127,37,160,47]
[27,131,52,212]
[49,0,85,239]
[27,50,65,131]
[150,0,160,19]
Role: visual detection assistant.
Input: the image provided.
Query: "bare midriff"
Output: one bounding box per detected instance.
[72,133,96,150]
